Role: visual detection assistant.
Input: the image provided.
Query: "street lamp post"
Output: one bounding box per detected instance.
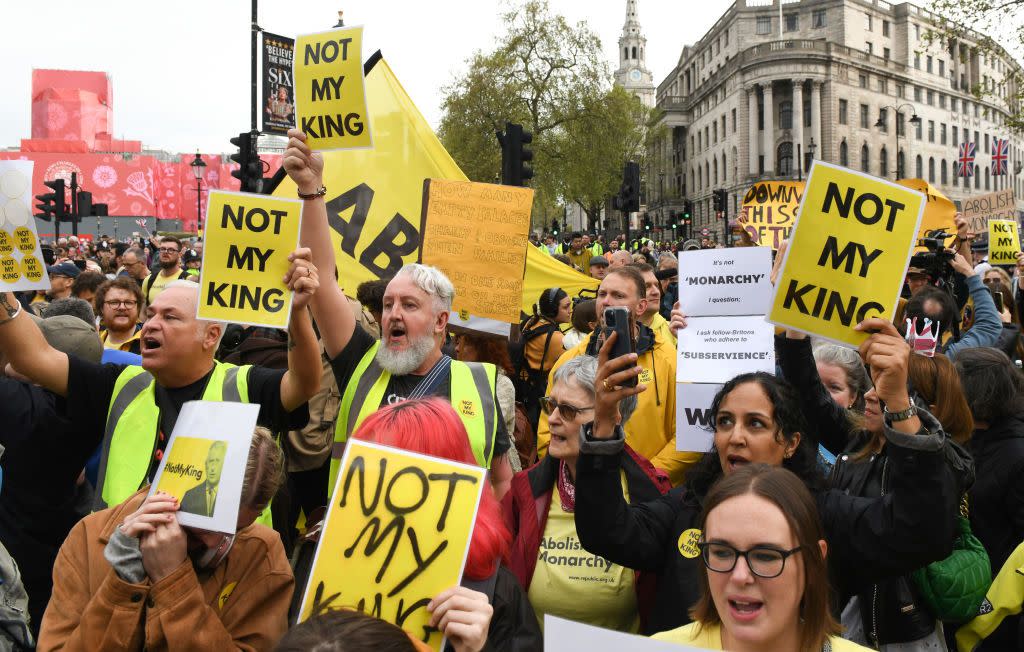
[875,104,920,180]
[190,153,207,232]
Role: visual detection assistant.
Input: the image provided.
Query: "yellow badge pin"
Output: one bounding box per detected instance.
[678,528,702,559]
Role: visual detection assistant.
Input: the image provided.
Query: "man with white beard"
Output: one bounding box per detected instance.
[282,130,513,493]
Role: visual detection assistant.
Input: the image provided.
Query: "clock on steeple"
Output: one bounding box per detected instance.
[614,0,655,107]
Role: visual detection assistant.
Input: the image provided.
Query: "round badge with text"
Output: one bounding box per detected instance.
[22,256,44,283]
[0,256,20,284]
[677,528,702,559]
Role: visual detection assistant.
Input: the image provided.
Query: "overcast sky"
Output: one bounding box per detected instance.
[0,0,736,154]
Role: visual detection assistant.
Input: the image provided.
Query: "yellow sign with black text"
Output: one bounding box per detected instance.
[298,440,486,650]
[769,161,925,346]
[989,219,1021,265]
[197,190,302,329]
[739,181,804,250]
[294,26,372,151]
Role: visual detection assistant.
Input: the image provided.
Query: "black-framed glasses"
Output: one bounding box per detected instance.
[698,541,802,579]
[104,299,138,309]
[540,396,594,421]
[158,247,180,254]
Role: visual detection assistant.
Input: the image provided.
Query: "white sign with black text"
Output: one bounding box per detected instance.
[675,382,724,453]
[677,247,773,317]
[676,315,775,384]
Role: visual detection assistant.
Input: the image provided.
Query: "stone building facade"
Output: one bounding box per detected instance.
[650,0,1024,242]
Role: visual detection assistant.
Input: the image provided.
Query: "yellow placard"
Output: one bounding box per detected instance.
[769,161,926,346]
[420,179,533,324]
[299,440,486,650]
[738,181,804,250]
[988,219,1020,265]
[154,436,227,517]
[197,190,302,329]
[896,178,957,252]
[294,26,372,151]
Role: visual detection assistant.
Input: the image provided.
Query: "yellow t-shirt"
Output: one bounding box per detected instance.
[652,622,873,650]
[145,270,178,304]
[527,474,639,633]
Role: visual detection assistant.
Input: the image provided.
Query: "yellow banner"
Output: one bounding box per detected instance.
[197,190,302,329]
[738,181,803,250]
[769,161,926,346]
[989,219,1020,265]
[421,179,533,324]
[521,246,600,314]
[299,440,486,650]
[294,26,372,150]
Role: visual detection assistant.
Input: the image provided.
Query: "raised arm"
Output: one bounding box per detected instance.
[279,248,322,411]
[283,128,356,359]
[0,292,69,395]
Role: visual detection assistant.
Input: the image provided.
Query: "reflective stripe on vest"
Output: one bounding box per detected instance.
[94,361,251,511]
[330,344,498,490]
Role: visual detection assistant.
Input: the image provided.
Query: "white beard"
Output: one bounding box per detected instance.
[375,332,437,376]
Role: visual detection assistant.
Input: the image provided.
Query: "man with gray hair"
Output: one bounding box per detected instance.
[0,247,322,515]
[283,130,512,492]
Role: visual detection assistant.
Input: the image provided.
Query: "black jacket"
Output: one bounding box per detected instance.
[778,335,970,645]
[969,415,1024,575]
[576,341,961,637]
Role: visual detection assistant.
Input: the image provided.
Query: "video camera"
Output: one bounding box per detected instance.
[909,229,956,289]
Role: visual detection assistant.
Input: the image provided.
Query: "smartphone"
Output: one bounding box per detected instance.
[994,290,1005,313]
[603,306,637,387]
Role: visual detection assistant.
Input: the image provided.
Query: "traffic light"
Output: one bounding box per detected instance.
[682,199,693,221]
[670,211,678,229]
[497,122,534,187]
[550,218,559,235]
[712,189,728,213]
[34,178,65,222]
[76,191,92,222]
[612,162,641,213]
[230,131,264,193]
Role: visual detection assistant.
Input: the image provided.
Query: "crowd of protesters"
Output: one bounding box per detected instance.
[0,129,1023,651]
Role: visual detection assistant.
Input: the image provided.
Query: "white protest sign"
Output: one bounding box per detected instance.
[149,401,258,534]
[676,383,722,452]
[544,615,713,651]
[0,160,49,292]
[677,315,775,383]
[677,247,773,317]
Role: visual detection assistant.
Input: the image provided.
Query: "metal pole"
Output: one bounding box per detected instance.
[251,0,259,132]
[70,172,78,237]
[797,144,803,182]
[197,177,203,232]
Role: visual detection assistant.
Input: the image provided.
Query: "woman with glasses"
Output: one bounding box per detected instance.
[573,322,960,638]
[652,464,871,651]
[501,355,670,633]
[94,278,144,354]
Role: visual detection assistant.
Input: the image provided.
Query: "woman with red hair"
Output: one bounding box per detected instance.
[353,398,542,652]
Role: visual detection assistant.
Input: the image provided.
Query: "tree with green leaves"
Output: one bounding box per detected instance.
[438,0,657,231]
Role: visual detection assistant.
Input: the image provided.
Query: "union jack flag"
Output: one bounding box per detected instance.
[991,137,1009,176]
[956,141,976,178]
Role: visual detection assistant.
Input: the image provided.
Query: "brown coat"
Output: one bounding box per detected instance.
[38,491,294,651]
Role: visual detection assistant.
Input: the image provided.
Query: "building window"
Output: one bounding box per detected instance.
[861,143,870,173]
[914,86,922,102]
[939,94,946,109]
[927,90,934,105]
[941,123,947,145]
[975,165,980,189]
[713,122,718,143]
[941,160,948,185]
[914,53,921,69]
[897,83,905,98]
[880,147,888,177]
[632,46,637,59]
[927,56,933,73]
[839,140,849,167]
[883,20,890,36]
[952,126,958,146]
[929,157,935,182]
[953,164,959,186]
[780,101,793,129]
[865,13,873,31]
[879,78,888,94]
[928,120,935,142]
[884,47,891,61]
[785,13,798,31]
[915,119,923,140]
[897,150,906,178]
[778,142,793,176]
[951,98,958,112]
[731,108,737,132]
[985,133,990,152]
[866,42,874,55]
[756,16,771,34]
[985,167,990,190]
[896,112,905,136]
[839,99,848,125]
[812,9,826,28]
[974,103,979,118]
[724,29,729,45]
[916,155,923,178]
[860,103,870,128]
[939,60,945,77]
[859,73,868,88]
[915,24,920,40]
[878,108,888,133]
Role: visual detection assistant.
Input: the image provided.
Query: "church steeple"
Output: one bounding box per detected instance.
[614,0,655,107]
